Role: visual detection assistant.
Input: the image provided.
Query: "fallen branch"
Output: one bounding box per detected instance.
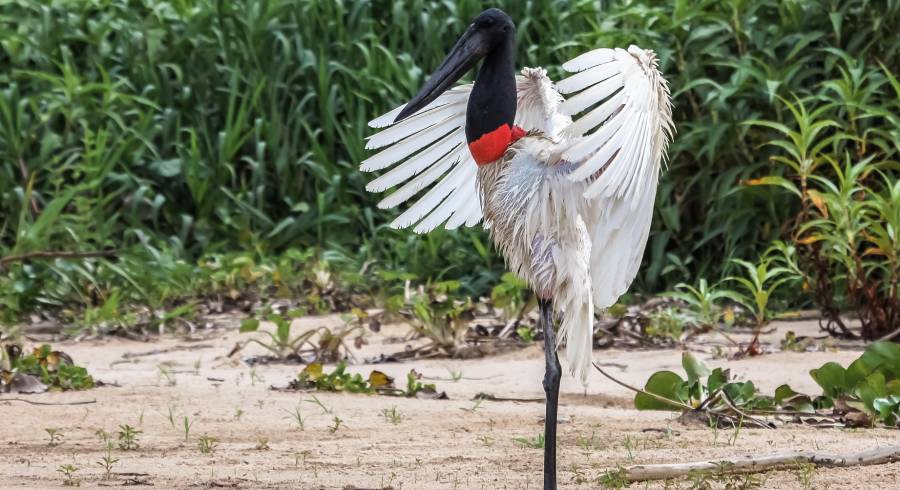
[121,343,215,360]
[0,397,97,406]
[617,444,900,482]
[0,249,117,269]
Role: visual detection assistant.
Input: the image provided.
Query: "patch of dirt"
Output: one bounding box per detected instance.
[1,316,898,489]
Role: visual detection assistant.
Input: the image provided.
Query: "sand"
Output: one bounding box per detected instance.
[1,315,898,489]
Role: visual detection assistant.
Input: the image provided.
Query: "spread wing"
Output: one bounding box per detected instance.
[361,75,556,234]
[361,85,478,233]
[556,45,674,308]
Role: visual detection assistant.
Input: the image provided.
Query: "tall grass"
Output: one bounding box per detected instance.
[0,0,898,324]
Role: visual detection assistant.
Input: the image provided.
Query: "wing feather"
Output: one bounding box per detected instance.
[360,115,464,172]
[557,45,673,308]
[388,144,470,228]
[360,80,477,232]
[366,132,458,192]
[361,69,563,233]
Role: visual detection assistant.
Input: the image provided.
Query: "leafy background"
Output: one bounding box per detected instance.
[1,0,898,329]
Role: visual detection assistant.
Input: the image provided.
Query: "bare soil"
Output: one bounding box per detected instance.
[2,315,898,489]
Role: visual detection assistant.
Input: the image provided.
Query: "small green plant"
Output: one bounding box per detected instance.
[305,394,333,414]
[45,427,63,446]
[404,280,475,354]
[249,368,265,385]
[57,464,79,487]
[283,405,306,430]
[95,428,112,445]
[667,278,732,328]
[461,398,484,413]
[404,369,439,397]
[568,463,589,485]
[198,435,218,454]
[597,467,627,489]
[446,367,463,382]
[622,435,636,461]
[157,364,177,386]
[294,449,313,468]
[165,404,177,429]
[328,416,344,433]
[96,442,118,480]
[515,326,535,342]
[254,435,270,450]
[721,257,795,327]
[381,406,402,425]
[513,434,545,449]
[729,415,745,445]
[238,311,319,359]
[644,307,689,340]
[794,461,816,489]
[181,416,194,442]
[117,424,141,451]
[491,272,535,323]
[576,430,597,451]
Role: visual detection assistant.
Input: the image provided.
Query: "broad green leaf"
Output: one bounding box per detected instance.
[810,362,849,398]
[635,371,686,411]
[682,352,710,383]
[239,319,260,333]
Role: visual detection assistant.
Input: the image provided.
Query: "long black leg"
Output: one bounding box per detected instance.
[540,298,560,490]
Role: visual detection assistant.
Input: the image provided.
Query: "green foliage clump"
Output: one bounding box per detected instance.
[293,361,441,398]
[404,280,476,353]
[635,352,770,412]
[5,344,94,391]
[0,0,897,326]
[807,341,900,424]
[636,342,900,426]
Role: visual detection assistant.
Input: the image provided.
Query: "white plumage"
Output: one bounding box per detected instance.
[361,45,674,383]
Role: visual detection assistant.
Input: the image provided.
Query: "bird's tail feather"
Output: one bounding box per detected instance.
[558,291,593,385]
[554,231,594,385]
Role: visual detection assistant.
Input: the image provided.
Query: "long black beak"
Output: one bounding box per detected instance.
[394,26,489,122]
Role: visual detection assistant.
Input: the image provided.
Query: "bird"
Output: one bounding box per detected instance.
[359,8,673,489]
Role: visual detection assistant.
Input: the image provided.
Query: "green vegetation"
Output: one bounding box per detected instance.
[116,424,141,451]
[636,342,900,427]
[0,0,897,338]
[237,309,362,361]
[56,464,79,487]
[513,433,545,449]
[45,427,63,447]
[3,344,94,391]
[292,361,443,398]
[197,434,218,454]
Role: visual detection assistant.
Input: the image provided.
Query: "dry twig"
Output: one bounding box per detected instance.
[0,397,97,406]
[617,445,900,481]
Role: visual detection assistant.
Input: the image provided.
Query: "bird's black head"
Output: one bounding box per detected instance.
[395,8,516,122]
[471,8,516,48]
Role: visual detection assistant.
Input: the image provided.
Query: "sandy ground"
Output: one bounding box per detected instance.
[2,315,899,489]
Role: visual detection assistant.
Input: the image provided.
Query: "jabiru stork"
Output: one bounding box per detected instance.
[360,8,673,488]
